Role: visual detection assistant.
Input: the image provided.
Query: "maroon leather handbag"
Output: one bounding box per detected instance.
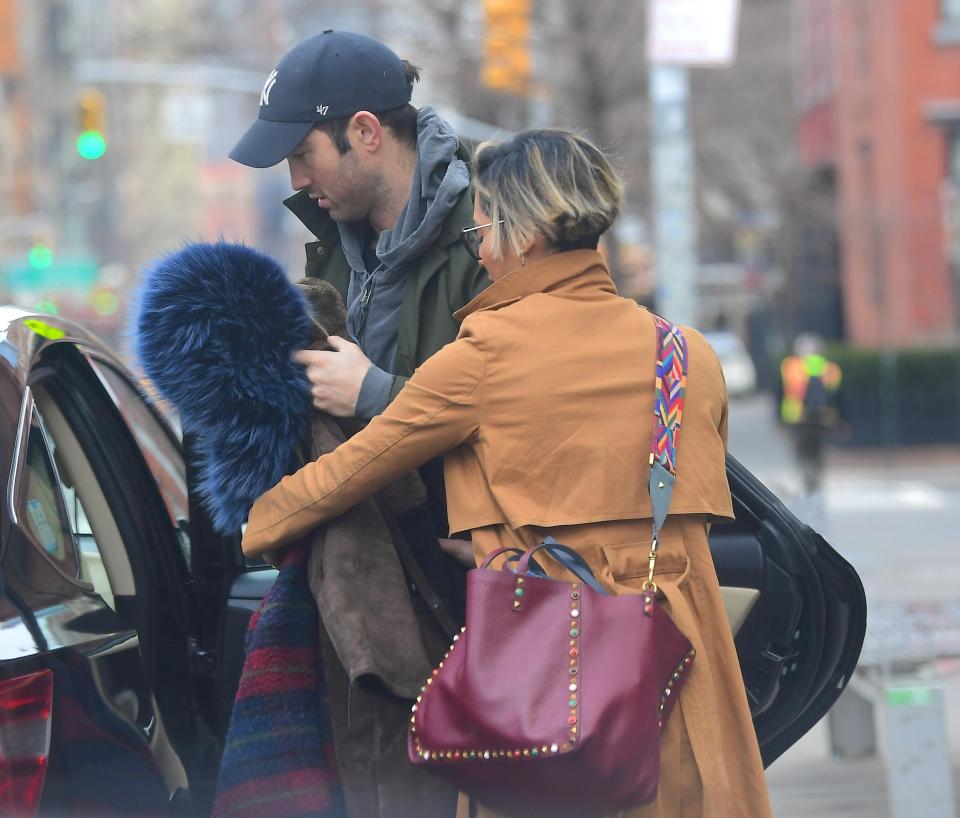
[408,316,695,815]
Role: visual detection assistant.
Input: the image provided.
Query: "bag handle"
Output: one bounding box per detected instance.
[480,546,551,578]
[480,546,531,570]
[481,541,608,595]
[645,315,688,593]
[516,538,607,595]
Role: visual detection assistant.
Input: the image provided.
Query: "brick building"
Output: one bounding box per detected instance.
[793,0,960,346]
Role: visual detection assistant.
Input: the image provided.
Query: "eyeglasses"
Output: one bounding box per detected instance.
[461,220,505,261]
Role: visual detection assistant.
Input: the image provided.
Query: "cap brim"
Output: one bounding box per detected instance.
[228,118,315,168]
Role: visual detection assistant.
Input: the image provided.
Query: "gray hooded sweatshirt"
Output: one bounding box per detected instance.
[339,107,470,420]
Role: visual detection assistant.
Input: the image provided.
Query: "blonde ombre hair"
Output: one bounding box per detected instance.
[472,129,624,260]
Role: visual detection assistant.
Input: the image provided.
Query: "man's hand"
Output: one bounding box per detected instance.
[438,537,476,568]
[293,336,373,417]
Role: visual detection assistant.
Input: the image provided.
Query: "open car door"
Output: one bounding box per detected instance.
[710,453,867,766]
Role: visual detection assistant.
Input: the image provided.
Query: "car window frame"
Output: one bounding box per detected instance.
[8,387,96,593]
[82,354,193,568]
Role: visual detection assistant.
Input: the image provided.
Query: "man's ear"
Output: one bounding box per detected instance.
[350,111,383,154]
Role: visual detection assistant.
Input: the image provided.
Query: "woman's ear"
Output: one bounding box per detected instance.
[524,232,551,260]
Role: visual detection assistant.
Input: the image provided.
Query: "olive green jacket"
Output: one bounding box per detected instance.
[284,185,488,402]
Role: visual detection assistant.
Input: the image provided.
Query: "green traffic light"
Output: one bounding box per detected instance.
[28,245,53,270]
[77,130,106,160]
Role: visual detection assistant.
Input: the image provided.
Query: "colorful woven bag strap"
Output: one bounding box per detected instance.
[644,314,689,593]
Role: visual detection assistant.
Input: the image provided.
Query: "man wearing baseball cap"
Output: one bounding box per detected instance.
[230,30,485,423]
[230,30,484,818]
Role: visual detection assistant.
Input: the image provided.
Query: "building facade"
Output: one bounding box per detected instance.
[794,0,960,346]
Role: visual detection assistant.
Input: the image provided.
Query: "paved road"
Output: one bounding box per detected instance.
[726,395,960,818]
[727,395,960,605]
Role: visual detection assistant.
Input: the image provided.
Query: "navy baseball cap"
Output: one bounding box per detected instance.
[229,30,412,168]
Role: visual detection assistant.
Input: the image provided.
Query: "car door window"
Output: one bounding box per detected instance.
[59,470,117,611]
[19,413,80,579]
[86,359,192,566]
[27,399,122,609]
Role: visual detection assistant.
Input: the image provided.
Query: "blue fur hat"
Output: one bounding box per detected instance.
[134,241,314,533]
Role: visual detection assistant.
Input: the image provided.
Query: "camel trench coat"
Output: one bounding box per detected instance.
[243,250,773,818]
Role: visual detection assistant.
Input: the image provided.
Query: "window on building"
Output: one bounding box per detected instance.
[943,0,960,25]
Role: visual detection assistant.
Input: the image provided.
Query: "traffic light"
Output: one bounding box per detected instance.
[76,88,107,160]
[27,243,53,270]
[482,0,532,97]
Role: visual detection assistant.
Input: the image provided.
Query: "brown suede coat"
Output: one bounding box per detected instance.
[306,416,458,818]
[249,252,772,818]
[294,279,458,818]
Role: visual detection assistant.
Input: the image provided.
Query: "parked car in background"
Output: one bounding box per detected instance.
[0,307,864,816]
[704,330,759,397]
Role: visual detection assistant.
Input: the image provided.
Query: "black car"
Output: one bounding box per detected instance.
[0,307,866,817]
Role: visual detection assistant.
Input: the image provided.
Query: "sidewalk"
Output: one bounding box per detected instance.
[729,395,960,817]
[768,756,960,818]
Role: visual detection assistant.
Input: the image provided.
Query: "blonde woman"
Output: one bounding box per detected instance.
[242,129,772,818]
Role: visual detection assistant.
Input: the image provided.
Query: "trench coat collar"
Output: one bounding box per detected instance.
[454,249,617,321]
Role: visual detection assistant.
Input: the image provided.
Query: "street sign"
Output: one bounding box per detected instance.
[2,258,99,291]
[884,686,956,818]
[647,0,741,66]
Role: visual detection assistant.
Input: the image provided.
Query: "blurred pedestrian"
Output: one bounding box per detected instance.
[242,129,773,818]
[780,333,842,494]
[229,30,488,818]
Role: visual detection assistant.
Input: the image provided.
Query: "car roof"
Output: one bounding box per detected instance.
[0,305,125,391]
[0,307,135,487]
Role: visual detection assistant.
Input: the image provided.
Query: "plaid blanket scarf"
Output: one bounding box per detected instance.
[212,546,346,818]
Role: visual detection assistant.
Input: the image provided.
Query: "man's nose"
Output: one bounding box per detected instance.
[288,160,310,192]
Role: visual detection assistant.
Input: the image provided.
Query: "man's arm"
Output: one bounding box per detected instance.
[242,332,485,556]
[355,366,408,420]
[297,352,408,419]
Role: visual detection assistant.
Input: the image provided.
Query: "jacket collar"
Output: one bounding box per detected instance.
[454,250,617,321]
[284,190,340,244]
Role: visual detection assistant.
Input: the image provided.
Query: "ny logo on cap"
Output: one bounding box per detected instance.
[260,69,278,107]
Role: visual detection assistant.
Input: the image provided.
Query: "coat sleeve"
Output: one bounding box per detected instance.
[388,374,410,404]
[242,333,485,556]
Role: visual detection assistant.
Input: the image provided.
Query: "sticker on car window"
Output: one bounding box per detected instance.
[26,498,62,557]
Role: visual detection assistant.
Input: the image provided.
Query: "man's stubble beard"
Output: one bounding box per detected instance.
[329,157,384,227]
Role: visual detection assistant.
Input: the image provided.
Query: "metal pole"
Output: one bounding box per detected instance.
[649,64,699,327]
